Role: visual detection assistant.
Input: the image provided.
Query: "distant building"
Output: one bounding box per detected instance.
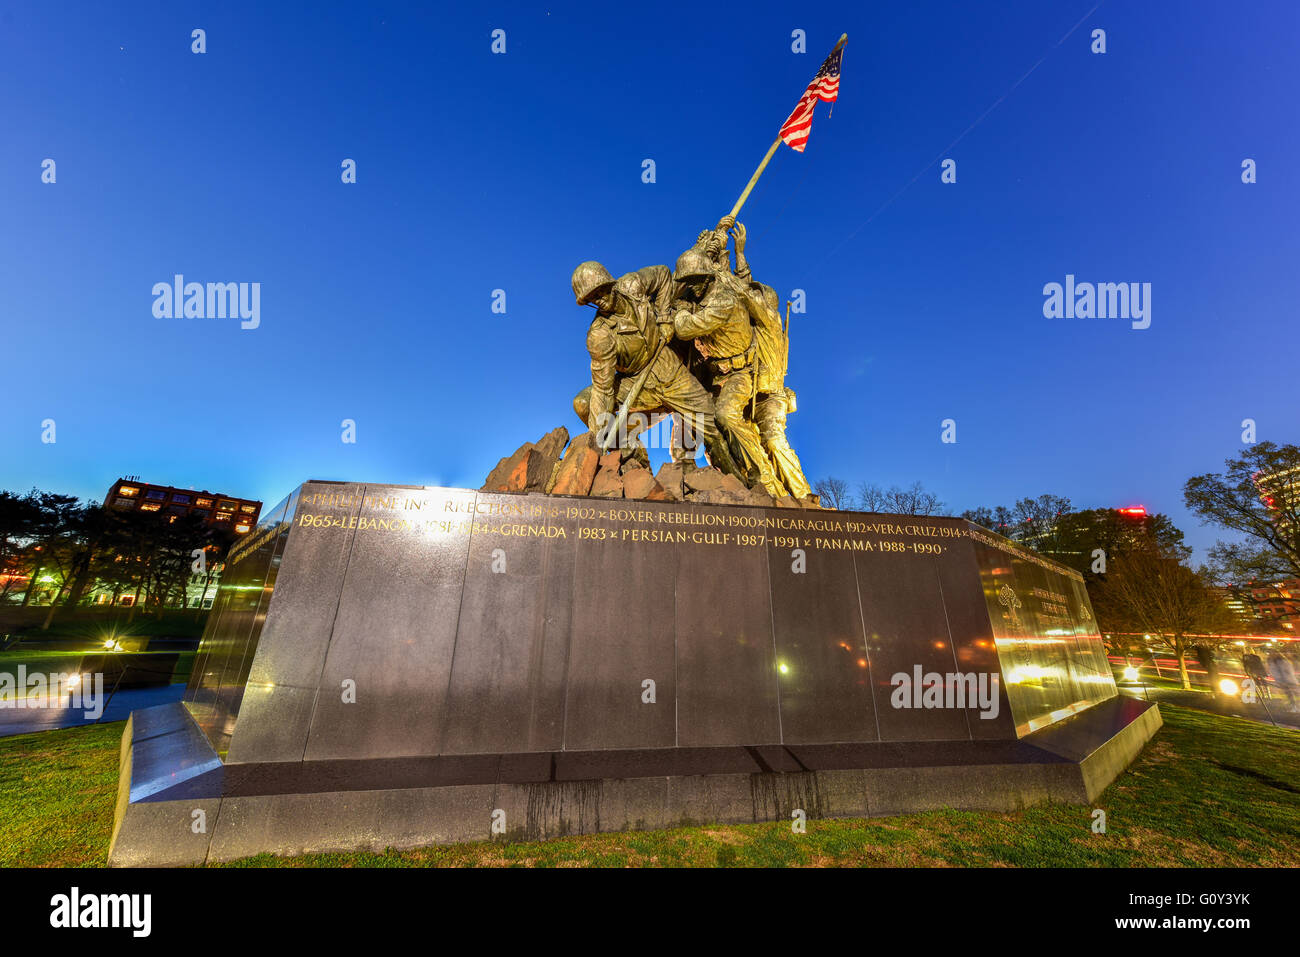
[1247,464,1300,629]
[1219,588,1253,622]
[1255,463,1300,534]
[1247,578,1300,632]
[103,476,262,535]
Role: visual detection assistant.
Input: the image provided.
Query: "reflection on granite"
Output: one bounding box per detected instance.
[186,484,1118,763]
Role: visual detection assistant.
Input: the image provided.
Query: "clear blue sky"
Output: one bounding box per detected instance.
[2,0,1297,561]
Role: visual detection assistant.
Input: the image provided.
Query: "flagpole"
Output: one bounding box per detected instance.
[727,137,783,222]
[726,33,847,222]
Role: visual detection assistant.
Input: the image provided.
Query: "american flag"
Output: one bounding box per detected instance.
[779,45,843,153]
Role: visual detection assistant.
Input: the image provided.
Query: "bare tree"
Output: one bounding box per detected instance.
[856,482,887,512]
[1092,549,1240,690]
[859,481,947,515]
[814,477,851,510]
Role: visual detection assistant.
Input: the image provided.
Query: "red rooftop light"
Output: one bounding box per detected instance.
[1117,506,1147,517]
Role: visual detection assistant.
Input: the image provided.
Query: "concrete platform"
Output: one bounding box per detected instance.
[108,696,1161,866]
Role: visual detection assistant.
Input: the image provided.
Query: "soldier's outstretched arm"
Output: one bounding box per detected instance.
[732,222,752,281]
[673,295,731,340]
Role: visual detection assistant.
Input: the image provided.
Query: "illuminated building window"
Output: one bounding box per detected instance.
[141,503,161,512]
[196,497,214,508]
[240,504,257,513]
[219,500,237,510]
[235,524,251,534]
[119,486,139,497]
[215,512,233,522]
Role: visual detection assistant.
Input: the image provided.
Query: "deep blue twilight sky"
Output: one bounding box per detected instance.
[2,0,1297,560]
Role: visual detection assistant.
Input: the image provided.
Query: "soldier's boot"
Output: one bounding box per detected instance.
[771,449,810,499]
[719,410,784,497]
[740,433,786,498]
[622,417,653,469]
[684,408,745,481]
[624,443,651,470]
[755,395,810,499]
[752,453,786,499]
[758,425,810,499]
[669,414,700,470]
[704,432,743,480]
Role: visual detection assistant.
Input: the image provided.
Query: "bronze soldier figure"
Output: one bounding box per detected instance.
[570,261,741,476]
[669,248,785,498]
[672,219,813,499]
[730,225,813,499]
[607,263,723,469]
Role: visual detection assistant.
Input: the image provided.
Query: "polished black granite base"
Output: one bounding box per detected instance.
[109,481,1155,865]
[108,696,1161,864]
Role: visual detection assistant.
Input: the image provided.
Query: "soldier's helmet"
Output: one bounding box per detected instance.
[572,261,615,305]
[673,248,714,282]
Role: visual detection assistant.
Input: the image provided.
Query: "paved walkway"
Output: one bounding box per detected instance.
[0,683,186,737]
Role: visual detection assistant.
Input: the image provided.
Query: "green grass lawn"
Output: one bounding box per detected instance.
[2,703,1297,867]
[0,719,123,867]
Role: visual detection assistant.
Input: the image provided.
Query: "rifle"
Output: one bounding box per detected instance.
[784,299,791,374]
[599,336,666,455]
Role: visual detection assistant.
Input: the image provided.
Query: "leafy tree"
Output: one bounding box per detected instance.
[1009,494,1073,554]
[0,491,41,602]
[35,503,103,628]
[147,512,218,617]
[1049,507,1189,577]
[1184,442,1300,624]
[959,495,1072,545]
[89,513,142,608]
[958,496,1188,575]
[960,505,1015,534]
[17,492,80,606]
[0,486,240,620]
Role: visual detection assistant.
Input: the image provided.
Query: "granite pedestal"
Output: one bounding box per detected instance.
[109,481,1160,865]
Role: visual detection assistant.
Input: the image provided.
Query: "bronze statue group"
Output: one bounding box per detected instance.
[572,216,812,502]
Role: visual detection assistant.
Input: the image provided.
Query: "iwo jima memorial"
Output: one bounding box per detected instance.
[109,37,1159,865]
